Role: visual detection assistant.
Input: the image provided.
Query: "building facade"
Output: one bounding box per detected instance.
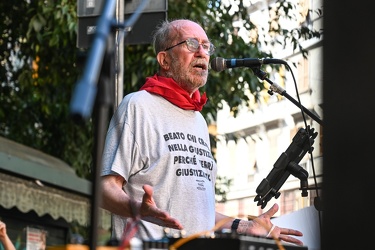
[214,0,323,220]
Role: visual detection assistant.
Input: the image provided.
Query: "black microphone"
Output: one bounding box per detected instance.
[210,57,286,72]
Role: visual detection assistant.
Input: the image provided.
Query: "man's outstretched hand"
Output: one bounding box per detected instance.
[248,203,304,246]
[138,185,183,230]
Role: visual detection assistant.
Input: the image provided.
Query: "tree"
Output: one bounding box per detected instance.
[0,0,93,178]
[0,0,321,183]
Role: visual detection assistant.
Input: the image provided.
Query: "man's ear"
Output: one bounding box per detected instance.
[157,52,169,70]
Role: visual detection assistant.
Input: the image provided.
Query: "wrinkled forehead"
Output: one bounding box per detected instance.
[171,20,209,42]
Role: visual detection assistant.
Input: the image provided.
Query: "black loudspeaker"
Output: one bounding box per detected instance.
[77,0,167,48]
[323,1,375,249]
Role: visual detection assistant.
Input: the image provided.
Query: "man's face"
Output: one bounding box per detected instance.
[165,22,211,94]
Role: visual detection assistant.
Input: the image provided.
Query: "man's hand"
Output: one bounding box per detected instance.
[248,203,304,246]
[137,185,183,230]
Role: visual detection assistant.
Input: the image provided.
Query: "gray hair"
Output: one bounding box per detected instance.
[152,19,201,55]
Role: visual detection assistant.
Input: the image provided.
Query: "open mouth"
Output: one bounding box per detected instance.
[193,63,208,70]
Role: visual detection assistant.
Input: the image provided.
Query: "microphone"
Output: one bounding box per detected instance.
[210,57,286,72]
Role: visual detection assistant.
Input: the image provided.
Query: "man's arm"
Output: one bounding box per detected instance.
[100,175,183,229]
[215,203,303,246]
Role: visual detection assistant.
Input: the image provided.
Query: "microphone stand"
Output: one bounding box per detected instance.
[250,67,322,208]
[251,67,323,126]
[89,38,115,250]
[69,1,117,250]
[70,0,117,121]
[69,1,151,249]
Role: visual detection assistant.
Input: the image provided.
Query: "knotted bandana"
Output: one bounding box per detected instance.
[140,74,207,111]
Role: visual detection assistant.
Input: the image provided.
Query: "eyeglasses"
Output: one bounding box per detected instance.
[164,38,215,56]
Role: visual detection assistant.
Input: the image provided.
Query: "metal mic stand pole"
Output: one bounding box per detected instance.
[70,0,116,121]
[89,32,116,250]
[69,0,152,249]
[251,67,324,126]
[69,0,116,249]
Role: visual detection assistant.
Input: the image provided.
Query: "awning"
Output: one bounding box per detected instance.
[0,137,111,229]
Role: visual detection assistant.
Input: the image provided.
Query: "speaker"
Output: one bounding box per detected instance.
[77,0,167,48]
[77,0,104,49]
[124,0,167,45]
[322,1,375,249]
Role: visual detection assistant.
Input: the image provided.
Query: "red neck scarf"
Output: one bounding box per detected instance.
[140,74,207,111]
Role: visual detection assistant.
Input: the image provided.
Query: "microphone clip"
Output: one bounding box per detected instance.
[254,126,318,209]
[251,67,267,80]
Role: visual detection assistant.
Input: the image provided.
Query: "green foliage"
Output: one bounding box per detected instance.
[0,0,322,187]
[0,0,94,179]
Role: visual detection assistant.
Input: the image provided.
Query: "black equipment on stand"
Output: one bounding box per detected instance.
[254,125,318,208]
[250,66,322,209]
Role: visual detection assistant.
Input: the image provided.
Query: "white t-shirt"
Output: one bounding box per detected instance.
[101,90,217,241]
